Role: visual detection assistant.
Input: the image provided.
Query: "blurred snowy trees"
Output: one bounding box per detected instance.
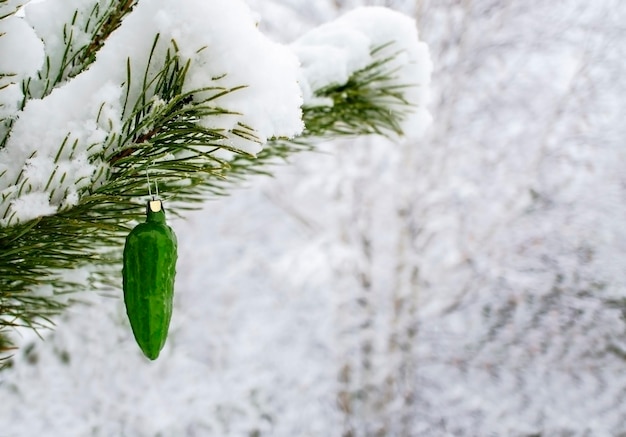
[2,0,626,436]
[267,0,626,435]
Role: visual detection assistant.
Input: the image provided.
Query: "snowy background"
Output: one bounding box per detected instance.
[2,0,626,436]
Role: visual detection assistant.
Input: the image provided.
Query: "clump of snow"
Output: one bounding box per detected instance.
[293,27,371,97]
[0,15,44,122]
[23,0,102,95]
[10,192,56,223]
[88,0,304,152]
[291,6,432,137]
[0,16,43,76]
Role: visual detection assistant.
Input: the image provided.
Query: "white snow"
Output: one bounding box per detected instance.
[8,191,55,222]
[0,16,42,76]
[0,14,43,122]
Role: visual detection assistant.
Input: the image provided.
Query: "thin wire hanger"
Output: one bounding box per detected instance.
[146,165,160,200]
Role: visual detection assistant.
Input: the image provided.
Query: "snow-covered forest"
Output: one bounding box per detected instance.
[1,0,625,436]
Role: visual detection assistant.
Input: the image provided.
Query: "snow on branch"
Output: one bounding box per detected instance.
[292,7,432,138]
[0,0,303,226]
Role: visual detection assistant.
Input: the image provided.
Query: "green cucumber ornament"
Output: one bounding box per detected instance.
[123,197,177,360]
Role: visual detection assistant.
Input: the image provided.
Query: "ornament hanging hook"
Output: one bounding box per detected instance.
[145,164,159,200]
[145,164,163,213]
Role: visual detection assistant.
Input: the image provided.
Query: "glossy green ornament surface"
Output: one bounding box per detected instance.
[123,200,177,360]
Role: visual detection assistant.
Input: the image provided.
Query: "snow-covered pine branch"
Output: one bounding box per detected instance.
[0,0,430,359]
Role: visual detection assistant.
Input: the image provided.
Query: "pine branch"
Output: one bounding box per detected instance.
[222,43,416,191]
[0,37,418,360]
[304,43,413,138]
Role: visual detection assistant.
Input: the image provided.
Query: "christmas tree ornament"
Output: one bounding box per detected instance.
[122,198,177,360]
